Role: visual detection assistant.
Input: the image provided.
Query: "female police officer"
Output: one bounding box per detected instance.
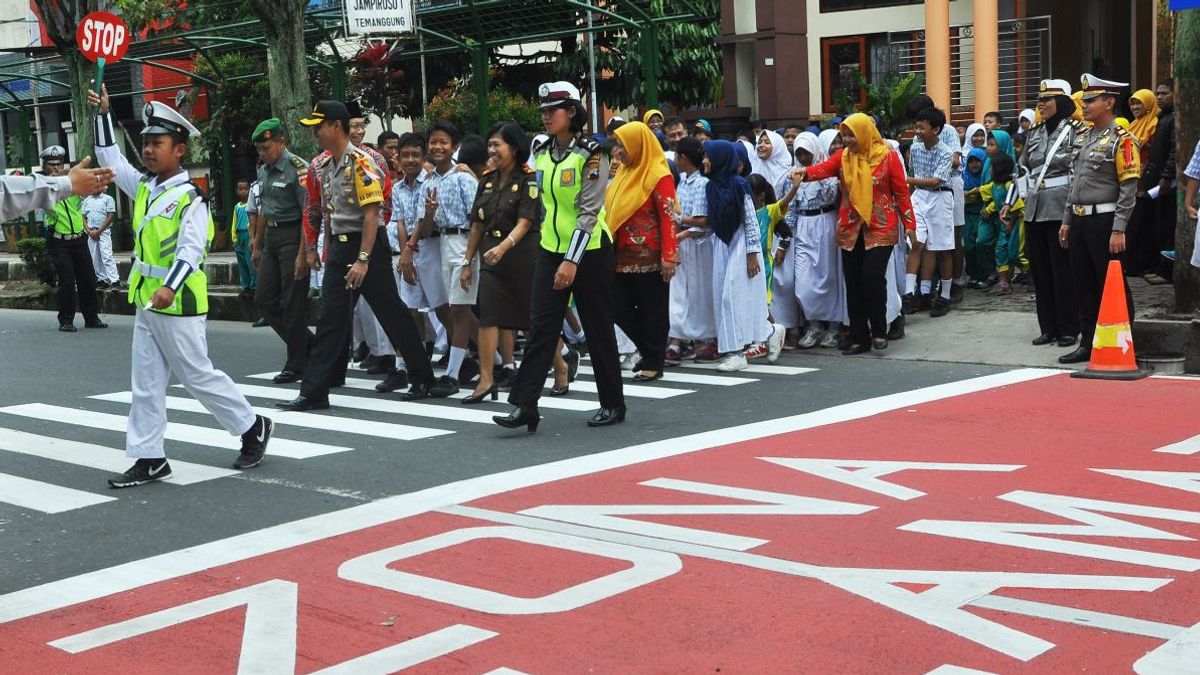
[493,82,625,432]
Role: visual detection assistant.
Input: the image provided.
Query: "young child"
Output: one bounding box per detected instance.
[961,148,990,287]
[230,178,255,297]
[903,106,957,318]
[666,136,717,364]
[749,173,801,363]
[787,132,843,349]
[89,85,273,487]
[980,153,1024,295]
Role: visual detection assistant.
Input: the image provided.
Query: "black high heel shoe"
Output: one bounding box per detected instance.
[549,381,570,396]
[461,383,499,405]
[493,406,540,432]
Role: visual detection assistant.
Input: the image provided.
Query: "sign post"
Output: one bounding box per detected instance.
[343,0,415,35]
[76,11,130,95]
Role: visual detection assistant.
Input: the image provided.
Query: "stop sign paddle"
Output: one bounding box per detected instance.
[76,12,129,95]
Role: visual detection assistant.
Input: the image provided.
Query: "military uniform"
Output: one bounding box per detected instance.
[94,101,270,486]
[1019,78,1083,344]
[288,101,440,407]
[40,146,104,331]
[252,118,313,382]
[1061,74,1140,361]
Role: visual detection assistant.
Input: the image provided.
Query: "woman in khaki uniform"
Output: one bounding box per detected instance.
[461,122,541,403]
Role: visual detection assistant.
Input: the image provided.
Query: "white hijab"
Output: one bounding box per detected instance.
[1019,109,1036,128]
[793,131,824,166]
[961,122,987,155]
[817,129,841,158]
[751,129,793,189]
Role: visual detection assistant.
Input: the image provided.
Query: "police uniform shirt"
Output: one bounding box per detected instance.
[545,136,610,240]
[1064,121,1140,232]
[318,145,384,235]
[255,149,308,223]
[0,174,73,223]
[94,113,210,279]
[471,167,541,240]
[1020,119,1081,222]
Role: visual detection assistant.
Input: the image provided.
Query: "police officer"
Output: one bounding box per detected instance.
[1058,74,1140,365]
[276,101,449,411]
[1019,79,1083,349]
[251,118,312,383]
[41,145,107,332]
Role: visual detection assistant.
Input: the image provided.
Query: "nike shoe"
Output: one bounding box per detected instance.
[766,323,786,363]
[234,415,273,469]
[108,458,172,488]
[716,352,749,372]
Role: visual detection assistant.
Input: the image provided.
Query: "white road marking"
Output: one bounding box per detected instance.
[1153,433,1200,455]
[680,362,817,376]
[228,383,498,425]
[0,473,115,513]
[577,365,758,386]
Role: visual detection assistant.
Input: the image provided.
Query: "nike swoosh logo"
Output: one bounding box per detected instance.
[149,462,167,476]
[257,420,267,443]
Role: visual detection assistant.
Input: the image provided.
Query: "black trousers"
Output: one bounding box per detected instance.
[509,245,624,410]
[1025,219,1079,339]
[613,270,669,372]
[301,228,432,398]
[841,233,892,344]
[49,236,99,326]
[254,223,312,373]
[1068,213,1134,347]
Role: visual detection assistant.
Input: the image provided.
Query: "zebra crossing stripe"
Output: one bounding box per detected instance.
[0,427,237,485]
[0,472,115,513]
[0,404,349,459]
[680,362,817,376]
[542,377,692,399]
[576,365,758,387]
[91,393,453,442]
[229,384,499,425]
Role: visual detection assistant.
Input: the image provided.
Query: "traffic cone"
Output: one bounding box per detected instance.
[1072,260,1149,380]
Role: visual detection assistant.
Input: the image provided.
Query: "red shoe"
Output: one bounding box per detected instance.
[744,343,768,360]
[693,343,719,362]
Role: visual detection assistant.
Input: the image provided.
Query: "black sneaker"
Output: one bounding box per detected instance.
[366,355,395,375]
[430,375,459,398]
[458,357,480,385]
[918,293,933,312]
[234,415,273,469]
[930,296,951,317]
[376,369,409,393]
[108,458,172,488]
[901,293,917,315]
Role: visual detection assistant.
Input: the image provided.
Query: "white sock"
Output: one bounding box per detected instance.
[919,279,932,295]
[940,278,953,300]
[395,358,406,372]
[493,352,503,366]
[561,344,570,357]
[446,347,467,379]
[905,273,917,295]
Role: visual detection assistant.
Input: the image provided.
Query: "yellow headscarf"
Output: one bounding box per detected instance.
[1070,91,1087,123]
[642,109,664,126]
[605,121,672,232]
[839,113,890,223]
[1127,89,1159,148]
[1115,117,1131,131]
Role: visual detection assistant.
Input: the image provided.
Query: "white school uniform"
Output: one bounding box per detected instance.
[788,175,845,324]
[669,171,716,340]
[712,194,772,354]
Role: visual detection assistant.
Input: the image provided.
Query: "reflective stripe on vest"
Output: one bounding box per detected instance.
[533,145,608,254]
[127,181,214,316]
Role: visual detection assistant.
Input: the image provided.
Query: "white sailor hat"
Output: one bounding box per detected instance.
[142,100,201,139]
[537,81,581,109]
[39,145,67,163]
[1038,79,1072,98]
[1079,73,1128,100]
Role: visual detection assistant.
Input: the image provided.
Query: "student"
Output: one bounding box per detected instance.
[749,173,800,362]
[961,148,989,287]
[962,123,987,153]
[902,107,957,318]
[783,124,804,155]
[1019,109,1036,133]
[984,111,1004,131]
[89,85,272,485]
[751,129,794,199]
[691,119,713,141]
[82,180,119,288]
[229,178,255,297]
[979,153,1024,295]
[983,129,1028,276]
[666,136,717,364]
[703,140,784,372]
[787,132,843,349]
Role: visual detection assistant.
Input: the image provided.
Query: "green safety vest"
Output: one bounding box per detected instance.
[128,180,213,316]
[46,195,84,236]
[533,140,609,254]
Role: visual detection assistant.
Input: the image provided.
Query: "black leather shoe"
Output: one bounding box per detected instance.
[400,381,432,400]
[458,357,480,385]
[632,371,663,382]
[493,406,540,432]
[494,366,516,391]
[887,315,905,341]
[1032,334,1057,346]
[84,319,108,329]
[1057,335,1078,348]
[274,395,329,411]
[1058,346,1091,364]
[375,370,409,393]
[430,375,459,398]
[366,355,395,375]
[351,341,370,363]
[59,323,77,332]
[272,369,301,384]
[872,338,888,351]
[461,383,498,405]
[900,293,917,315]
[841,343,870,356]
[588,406,626,427]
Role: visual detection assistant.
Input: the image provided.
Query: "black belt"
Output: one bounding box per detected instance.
[796,204,838,217]
[440,227,469,235]
[50,232,84,241]
[919,186,954,193]
[486,229,512,239]
[266,219,301,228]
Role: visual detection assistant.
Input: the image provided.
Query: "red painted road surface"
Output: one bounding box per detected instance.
[3,372,1200,673]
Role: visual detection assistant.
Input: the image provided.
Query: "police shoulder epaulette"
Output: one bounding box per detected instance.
[1114,125,1132,139]
[481,167,497,177]
[354,153,380,181]
[576,135,601,155]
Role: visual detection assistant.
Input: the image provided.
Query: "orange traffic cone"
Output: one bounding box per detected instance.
[1072,260,1149,380]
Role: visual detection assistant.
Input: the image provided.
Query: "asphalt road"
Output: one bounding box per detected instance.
[0,308,1007,593]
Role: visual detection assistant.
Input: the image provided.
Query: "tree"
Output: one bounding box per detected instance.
[31,0,105,159]
[249,0,315,157]
[835,72,925,139]
[1174,9,1200,313]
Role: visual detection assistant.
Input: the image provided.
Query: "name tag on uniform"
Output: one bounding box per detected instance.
[272,182,287,188]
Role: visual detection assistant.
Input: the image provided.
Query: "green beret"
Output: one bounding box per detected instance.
[252,118,283,142]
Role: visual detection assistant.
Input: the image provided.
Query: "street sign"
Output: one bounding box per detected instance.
[76,12,129,64]
[343,0,415,35]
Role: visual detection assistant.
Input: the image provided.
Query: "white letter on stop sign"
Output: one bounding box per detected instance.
[338,526,682,614]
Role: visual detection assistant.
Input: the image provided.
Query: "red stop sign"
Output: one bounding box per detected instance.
[76,12,129,63]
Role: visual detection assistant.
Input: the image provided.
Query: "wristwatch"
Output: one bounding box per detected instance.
[357,251,370,262]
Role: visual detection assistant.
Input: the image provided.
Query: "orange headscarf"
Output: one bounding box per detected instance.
[838,113,890,223]
[605,121,672,231]
[642,109,664,126]
[1127,89,1159,148]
